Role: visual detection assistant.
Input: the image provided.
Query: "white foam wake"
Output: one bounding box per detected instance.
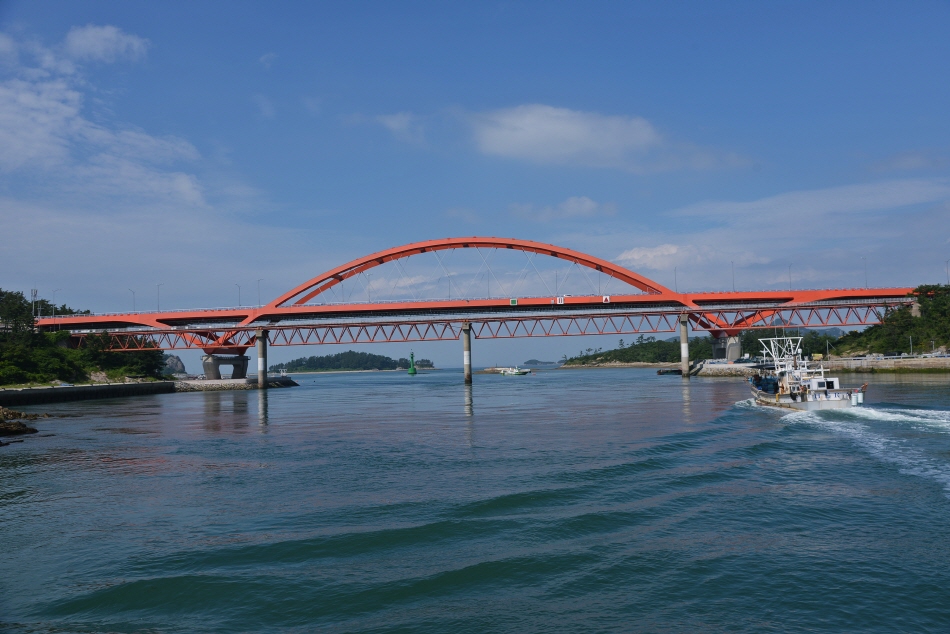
[785,408,950,495]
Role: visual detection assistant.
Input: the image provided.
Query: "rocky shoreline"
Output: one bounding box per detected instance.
[0,406,46,444]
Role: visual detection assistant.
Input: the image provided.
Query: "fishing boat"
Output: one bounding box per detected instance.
[498,367,531,376]
[749,337,866,410]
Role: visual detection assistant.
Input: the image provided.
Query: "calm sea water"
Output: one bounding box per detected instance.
[3,369,950,633]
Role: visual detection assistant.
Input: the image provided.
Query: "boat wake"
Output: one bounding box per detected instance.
[785,406,950,495]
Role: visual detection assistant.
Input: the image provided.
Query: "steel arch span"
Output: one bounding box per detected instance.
[267,236,672,308]
[36,236,916,353]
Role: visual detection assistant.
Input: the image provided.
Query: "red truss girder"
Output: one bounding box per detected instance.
[72,302,901,351]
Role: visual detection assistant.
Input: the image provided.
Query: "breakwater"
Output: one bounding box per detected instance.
[0,381,176,407]
[0,377,298,406]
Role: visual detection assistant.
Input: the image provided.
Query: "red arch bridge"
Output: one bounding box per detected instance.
[37,237,913,381]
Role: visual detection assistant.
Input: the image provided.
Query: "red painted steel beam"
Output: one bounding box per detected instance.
[38,288,914,332]
[65,300,908,351]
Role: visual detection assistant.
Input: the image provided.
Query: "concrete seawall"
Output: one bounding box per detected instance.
[0,382,176,407]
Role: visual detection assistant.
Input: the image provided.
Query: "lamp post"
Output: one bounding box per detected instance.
[862,257,868,288]
[788,264,792,291]
[910,335,913,356]
[156,283,164,311]
[235,283,242,307]
[128,288,135,312]
[674,266,678,293]
[52,288,61,326]
[257,279,264,307]
[945,259,949,286]
[365,272,372,302]
[731,261,735,292]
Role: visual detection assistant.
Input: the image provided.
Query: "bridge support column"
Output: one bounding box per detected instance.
[462,322,472,384]
[679,314,690,378]
[201,355,249,380]
[712,335,742,361]
[256,329,269,389]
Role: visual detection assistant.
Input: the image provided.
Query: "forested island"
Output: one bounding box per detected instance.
[0,288,167,386]
[271,351,434,373]
[563,284,949,366]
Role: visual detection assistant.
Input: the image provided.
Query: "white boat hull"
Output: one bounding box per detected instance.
[751,387,854,410]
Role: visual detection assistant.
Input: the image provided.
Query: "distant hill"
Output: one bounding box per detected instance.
[270,350,433,372]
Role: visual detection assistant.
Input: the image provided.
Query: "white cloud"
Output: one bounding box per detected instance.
[511,196,615,222]
[375,112,424,144]
[64,25,149,63]
[872,150,948,172]
[0,28,203,209]
[475,104,659,165]
[471,104,737,173]
[616,244,682,270]
[673,179,950,220]
[252,94,276,118]
[601,178,950,291]
[258,52,277,69]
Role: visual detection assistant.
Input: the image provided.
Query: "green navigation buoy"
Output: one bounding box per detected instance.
[407,351,417,375]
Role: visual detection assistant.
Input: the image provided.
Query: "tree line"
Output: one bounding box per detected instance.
[271,351,434,372]
[0,288,165,385]
[561,284,949,365]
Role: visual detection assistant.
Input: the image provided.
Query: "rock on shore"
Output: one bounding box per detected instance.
[0,407,44,436]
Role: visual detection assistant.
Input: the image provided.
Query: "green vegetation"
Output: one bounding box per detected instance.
[0,288,165,386]
[562,284,950,366]
[837,284,949,354]
[563,335,713,365]
[271,350,434,372]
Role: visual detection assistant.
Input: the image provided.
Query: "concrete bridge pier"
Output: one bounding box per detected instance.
[712,334,742,361]
[462,322,472,384]
[679,314,690,378]
[201,354,249,380]
[256,329,269,389]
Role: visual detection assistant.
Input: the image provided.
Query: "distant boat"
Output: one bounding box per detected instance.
[498,367,530,376]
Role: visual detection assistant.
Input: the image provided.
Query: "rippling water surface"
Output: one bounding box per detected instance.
[3,369,950,632]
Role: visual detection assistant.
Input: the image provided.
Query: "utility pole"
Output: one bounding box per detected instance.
[30,288,37,318]
[129,288,135,312]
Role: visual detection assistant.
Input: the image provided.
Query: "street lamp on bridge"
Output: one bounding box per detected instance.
[129,289,135,312]
[51,289,61,328]
[235,283,242,307]
[156,283,164,311]
[257,279,264,307]
[862,257,868,288]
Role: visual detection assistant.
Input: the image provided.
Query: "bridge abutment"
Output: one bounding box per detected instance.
[201,355,249,380]
[712,335,742,362]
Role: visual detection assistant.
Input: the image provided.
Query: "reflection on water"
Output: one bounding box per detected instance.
[681,378,692,424]
[258,390,269,428]
[464,383,473,417]
[3,369,950,633]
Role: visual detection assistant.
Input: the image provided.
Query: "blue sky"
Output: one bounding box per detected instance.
[2,2,949,369]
